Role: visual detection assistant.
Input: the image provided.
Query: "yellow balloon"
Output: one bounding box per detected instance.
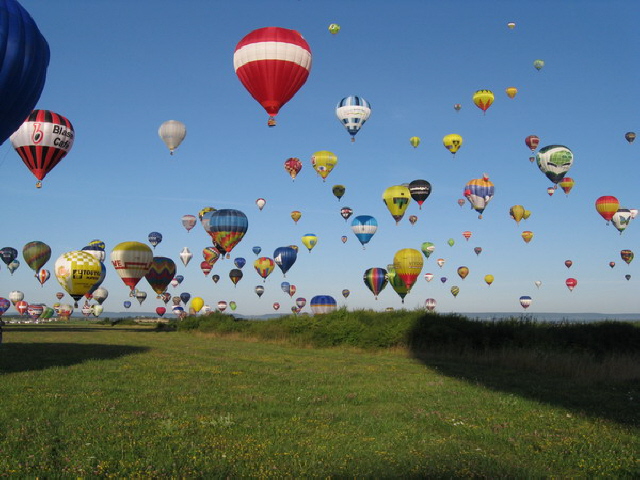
[311,151,338,181]
[301,233,318,252]
[443,134,463,155]
[509,205,525,224]
[457,266,469,280]
[392,248,423,293]
[191,297,204,313]
[484,274,494,286]
[409,136,421,148]
[382,185,411,224]
[110,241,154,292]
[507,22,516,29]
[505,87,518,98]
[523,209,532,220]
[521,231,534,243]
[54,250,103,306]
[291,210,302,224]
[472,90,494,113]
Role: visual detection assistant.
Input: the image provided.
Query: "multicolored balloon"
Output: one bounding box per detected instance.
[22,241,51,274]
[284,157,302,180]
[254,257,275,281]
[363,267,388,299]
[11,110,74,188]
[392,248,423,294]
[202,209,248,255]
[311,151,338,181]
[301,233,318,252]
[145,257,176,296]
[536,145,573,186]
[595,196,620,225]
[464,174,495,219]
[472,90,494,114]
[54,250,103,307]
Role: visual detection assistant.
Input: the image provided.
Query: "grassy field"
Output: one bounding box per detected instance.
[0,315,638,477]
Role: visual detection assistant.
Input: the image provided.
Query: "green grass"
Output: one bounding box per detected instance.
[0,316,638,477]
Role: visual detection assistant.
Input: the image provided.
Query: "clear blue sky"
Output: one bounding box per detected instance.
[1,0,638,316]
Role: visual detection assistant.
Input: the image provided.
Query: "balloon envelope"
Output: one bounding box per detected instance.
[158,120,186,154]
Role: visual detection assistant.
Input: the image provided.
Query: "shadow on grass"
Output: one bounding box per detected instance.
[407,315,640,428]
[0,343,149,374]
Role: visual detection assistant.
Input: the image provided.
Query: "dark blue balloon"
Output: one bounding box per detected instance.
[273,246,297,276]
[123,301,131,309]
[252,246,261,256]
[148,231,163,248]
[180,292,190,304]
[234,257,246,269]
[0,0,50,144]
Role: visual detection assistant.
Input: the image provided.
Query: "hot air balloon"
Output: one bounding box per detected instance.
[82,241,106,262]
[233,257,246,269]
[464,174,495,219]
[421,242,435,259]
[254,257,275,281]
[443,134,463,156]
[284,157,302,180]
[28,303,44,320]
[472,90,494,114]
[484,274,494,286]
[274,246,297,276]
[148,232,162,249]
[310,295,337,314]
[547,187,555,197]
[156,307,166,317]
[0,0,50,146]
[311,150,338,181]
[296,297,306,309]
[134,291,147,305]
[37,268,50,286]
[533,59,545,71]
[252,246,262,256]
[351,215,377,248]
[234,27,312,126]
[328,23,340,34]
[625,132,636,144]
[255,285,265,298]
[22,241,51,275]
[507,22,516,29]
[290,210,302,224]
[474,247,483,256]
[611,209,632,234]
[212,274,220,284]
[11,110,75,188]
[382,185,411,224]
[0,298,10,317]
[457,266,469,280]
[565,278,577,292]
[505,87,518,98]
[9,291,23,307]
[342,289,350,299]
[559,177,575,195]
[158,120,186,155]
[621,249,634,265]
[408,215,418,226]
[200,261,212,277]
[54,251,103,307]
[272,302,279,311]
[521,231,534,243]
[256,198,266,210]
[525,135,540,152]
[7,259,19,275]
[202,209,248,255]
[519,296,532,309]
[409,136,420,148]
[436,258,445,268]
[191,297,204,314]
[454,104,462,112]
[217,301,227,312]
[536,145,573,186]
[179,247,193,266]
[179,292,191,305]
[332,185,346,201]
[425,298,437,312]
[55,292,64,300]
[145,257,176,296]
[301,233,318,252]
[457,198,466,208]
[340,207,353,221]
[408,180,432,209]
[15,300,28,315]
[447,238,455,247]
[393,248,423,294]
[336,95,371,141]
[440,277,447,284]
[609,261,616,268]
[565,260,573,269]
[595,196,620,224]
[341,236,348,244]
[424,273,434,282]
[363,267,388,299]
[202,246,221,266]
[181,214,197,232]
[462,231,472,241]
[510,205,525,224]
[92,287,108,305]
[110,243,153,296]
[450,286,460,298]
